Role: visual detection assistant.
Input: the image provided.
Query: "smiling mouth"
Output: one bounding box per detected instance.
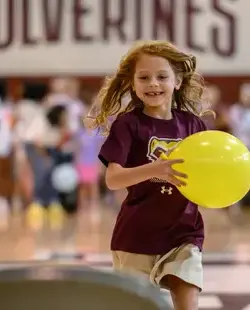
[145,92,164,97]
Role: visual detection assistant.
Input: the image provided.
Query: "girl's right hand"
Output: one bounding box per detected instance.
[151,157,187,187]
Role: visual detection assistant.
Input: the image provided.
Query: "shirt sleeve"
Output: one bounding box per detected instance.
[98,117,133,167]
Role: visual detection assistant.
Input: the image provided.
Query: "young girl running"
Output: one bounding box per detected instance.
[93,41,209,310]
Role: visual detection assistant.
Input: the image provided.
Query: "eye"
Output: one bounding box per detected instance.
[138,76,148,80]
[158,76,168,80]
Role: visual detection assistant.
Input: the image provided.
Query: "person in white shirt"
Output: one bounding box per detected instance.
[228,83,250,149]
[227,83,250,210]
[0,99,15,227]
[23,103,62,210]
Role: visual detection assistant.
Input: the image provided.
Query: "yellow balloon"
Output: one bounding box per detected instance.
[167,130,250,208]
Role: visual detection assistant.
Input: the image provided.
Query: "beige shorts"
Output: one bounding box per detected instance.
[112,244,203,291]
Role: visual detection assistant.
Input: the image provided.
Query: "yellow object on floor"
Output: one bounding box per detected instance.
[48,202,65,231]
[26,202,46,231]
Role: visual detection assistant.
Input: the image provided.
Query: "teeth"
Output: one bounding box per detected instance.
[146,92,162,95]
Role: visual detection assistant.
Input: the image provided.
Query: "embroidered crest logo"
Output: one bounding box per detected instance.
[147,136,182,188]
[147,136,181,162]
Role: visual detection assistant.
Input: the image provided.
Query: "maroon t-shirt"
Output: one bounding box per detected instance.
[99,108,207,255]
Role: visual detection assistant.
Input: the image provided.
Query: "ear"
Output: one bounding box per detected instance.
[175,75,183,90]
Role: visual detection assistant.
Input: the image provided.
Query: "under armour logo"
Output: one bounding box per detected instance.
[161,186,173,195]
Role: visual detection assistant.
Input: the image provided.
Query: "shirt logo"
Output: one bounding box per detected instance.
[147,136,182,189]
[161,186,173,195]
[147,136,181,162]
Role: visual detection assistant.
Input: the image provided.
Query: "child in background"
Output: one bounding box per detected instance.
[25,103,63,232]
[75,124,103,220]
[228,83,250,211]
[84,95,129,209]
[46,104,79,256]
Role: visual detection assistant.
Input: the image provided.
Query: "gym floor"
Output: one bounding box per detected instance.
[0,206,249,310]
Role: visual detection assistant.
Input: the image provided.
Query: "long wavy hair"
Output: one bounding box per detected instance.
[90,40,208,133]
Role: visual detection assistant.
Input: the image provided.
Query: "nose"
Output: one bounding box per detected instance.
[149,77,159,88]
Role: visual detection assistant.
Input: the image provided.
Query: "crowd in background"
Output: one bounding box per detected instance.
[0,77,250,258]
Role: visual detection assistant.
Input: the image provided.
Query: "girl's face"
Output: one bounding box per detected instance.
[133,54,180,110]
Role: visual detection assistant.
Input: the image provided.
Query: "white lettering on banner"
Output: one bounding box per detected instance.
[0,0,247,75]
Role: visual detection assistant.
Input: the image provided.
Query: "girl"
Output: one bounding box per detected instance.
[91,41,209,310]
[74,124,103,213]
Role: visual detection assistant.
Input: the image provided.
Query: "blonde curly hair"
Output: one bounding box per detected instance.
[88,40,208,132]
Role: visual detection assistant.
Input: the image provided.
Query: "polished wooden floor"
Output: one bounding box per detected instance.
[0,204,249,262]
[0,204,250,309]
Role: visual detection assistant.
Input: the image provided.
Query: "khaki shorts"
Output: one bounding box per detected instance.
[112,244,203,291]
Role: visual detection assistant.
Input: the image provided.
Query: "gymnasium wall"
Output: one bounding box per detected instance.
[0,0,249,103]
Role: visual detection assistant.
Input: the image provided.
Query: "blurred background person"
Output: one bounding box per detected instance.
[227,83,250,210]
[0,98,15,228]
[228,83,250,148]
[75,120,103,221]
[200,84,230,131]
[47,77,86,134]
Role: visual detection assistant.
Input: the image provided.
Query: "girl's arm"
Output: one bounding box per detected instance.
[105,159,186,190]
